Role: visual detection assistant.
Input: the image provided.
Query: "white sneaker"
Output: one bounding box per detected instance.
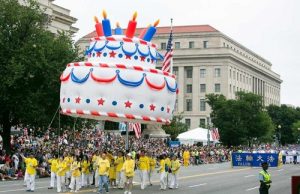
[128,192,132,194]
[124,191,128,194]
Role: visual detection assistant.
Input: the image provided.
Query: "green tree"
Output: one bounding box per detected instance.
[0,0,79,151]
[162,114,188,140]
[292,120,300,143]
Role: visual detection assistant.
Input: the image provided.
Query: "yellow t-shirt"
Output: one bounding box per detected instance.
[49,158,59,173]
[115,156,125,172]
[25,158,38,175]
[149,157,156,171]
[159,159,166,173]
[122,159,135,177]
[97,158,110,176]
[109,164,116,179]
[139,156,149,171]
[57,161,67,176]
[165,158,171,167]
[64,156,73,171]
[171,159,180,174]
[81,160,90,174]
[92,155,100,170]
[183,151,190,159]
[71,161,81,177]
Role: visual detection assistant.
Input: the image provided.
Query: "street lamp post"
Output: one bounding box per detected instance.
[207,117,211,152]
[278,125,281,146]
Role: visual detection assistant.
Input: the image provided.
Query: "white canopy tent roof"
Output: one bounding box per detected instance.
[177,127,218,145]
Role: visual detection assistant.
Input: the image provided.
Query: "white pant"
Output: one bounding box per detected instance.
[116,171,124,188]
[57,175,65,192]
[160,172,167,190]
[24,171,29,185]
[82,173,91,187]
[169,173,178,188]
[50,171,57,187]
[148,169,153,184]
[26,174,35,191]
[70,176,81,191]
[139,170,148,189]
[94,170,99,188]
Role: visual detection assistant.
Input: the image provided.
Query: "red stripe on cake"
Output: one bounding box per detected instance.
[91,111,100,116]
[116,64,126,69]
[108,112,118,117]
[125,114,135,119]
[133,66,144,71]
[85,62,93,66]
[100,63,109,68]
[66,109,72,114]
[76,110,84,114]
[106,37,116,41]
[150,69,158,74]
[142,116,151,121]
[156,118,163,122]
[140,40,147,45]
[123,37,133,42]
[74,63,80,66]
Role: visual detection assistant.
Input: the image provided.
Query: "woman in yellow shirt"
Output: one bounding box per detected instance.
[122,153,135,194]
[109,158,117,188]
[70,156,81,192]
[48,154,59,189]
[81,155,91,188]
[57,156,67,193]
[183,149,190,167]
[158,155,167,190]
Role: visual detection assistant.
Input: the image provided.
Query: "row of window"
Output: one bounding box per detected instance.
[182,67,221,79]
[229,69,252,85]
[185,99,207,111]
[161,41,208,50]
[184,118,206,128]
[186,83,221,93]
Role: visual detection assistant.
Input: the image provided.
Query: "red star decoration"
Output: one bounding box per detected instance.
[75,97,81,104]
[97,98,105,106]
[109,51,117,58]
[140,56,146,62]
[124,100,132,108]
[150,104,156,111]
[125,55,131,60]
[96,52,102,57]
[167,107,170,113]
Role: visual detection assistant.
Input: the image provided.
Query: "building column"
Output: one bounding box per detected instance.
[177,66,185,112]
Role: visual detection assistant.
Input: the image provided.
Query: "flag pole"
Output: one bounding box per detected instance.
[170,18,173,74]
[126,122,129,151]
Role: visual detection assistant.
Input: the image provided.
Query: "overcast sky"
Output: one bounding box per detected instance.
[54,0,299,107]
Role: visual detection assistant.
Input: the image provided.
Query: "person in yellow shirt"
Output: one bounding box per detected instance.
[57,156,67,193]
[70,156,81,192]
[21,153,38,192]
[115,151,125,189]
[165,155,171,188]
[109,158,117,188]
[122,153,135,194]
[169,155,180,189]
[97,153,110,194]
[183,149,190,167]
[92,151,100,188]
[48,154,59,189]
[64,153,73,187]
[158,154,167,190]
[81,155,91,188]
[148,153,156,186]
[138,150,149,190]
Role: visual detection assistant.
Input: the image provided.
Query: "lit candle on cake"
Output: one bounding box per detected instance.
[94,16,104,37]
[138,24,150,39]
[102,10,112,37]
[114,22,123,35]
[125,11,137,38]
[143,19,159,42]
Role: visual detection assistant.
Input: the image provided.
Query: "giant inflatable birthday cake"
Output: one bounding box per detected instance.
[60,11,177,124]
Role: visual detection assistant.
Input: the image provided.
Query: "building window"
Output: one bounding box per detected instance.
[233,71,236,79]
[200,69,206,78]
[185,67,193,78]
[237,72,239,81]
[186,99,192,111]
[230,84,232,92]
[200,84,206,93]
[203,41,208,48]
[215,84,221,93]
[199,118,206,127]
[230,69,232,78]
[185,118,191,128]
[161,43,166,50]
[200,99,206,111]
[214,68,221,77]
[189,41,195,48]
[173,66,178,76]
[186,84,192,93]
[233,86,236,92]
[175,42,180,49]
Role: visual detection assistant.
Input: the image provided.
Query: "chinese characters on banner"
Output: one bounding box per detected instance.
[232,153,279,167]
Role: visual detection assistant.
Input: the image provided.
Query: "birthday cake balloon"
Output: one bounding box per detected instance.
[60,11,177,124]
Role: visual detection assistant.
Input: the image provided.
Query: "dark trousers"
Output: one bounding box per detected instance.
[259,187,269,194]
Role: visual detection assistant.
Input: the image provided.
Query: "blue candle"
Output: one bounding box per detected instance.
[114,22,123,35]
[143,19,159,42]
[102,10,112,37]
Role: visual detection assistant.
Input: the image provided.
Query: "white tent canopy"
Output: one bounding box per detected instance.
[177,127,218,145]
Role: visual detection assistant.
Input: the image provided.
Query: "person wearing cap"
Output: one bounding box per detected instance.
[259,162,272,194]
[122,153,135,194]
[48,154,59,189]
[97,153,110,194]
[169,155,180,189]
[21,153,38,192]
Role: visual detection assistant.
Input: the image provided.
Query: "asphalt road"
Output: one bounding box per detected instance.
[0,162,297,194]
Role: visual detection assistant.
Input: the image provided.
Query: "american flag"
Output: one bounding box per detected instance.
[161,28,173,73]
[129,122,142,138]
[211,128,220,141]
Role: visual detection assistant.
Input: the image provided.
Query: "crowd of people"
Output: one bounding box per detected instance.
[0,126,233,193]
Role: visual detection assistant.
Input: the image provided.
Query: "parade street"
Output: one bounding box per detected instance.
[0,162,296,194]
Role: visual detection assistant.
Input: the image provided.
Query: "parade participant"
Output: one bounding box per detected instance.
[158,154,167,190]
[259,162,272,194]
[70,156,81,192]
[169,155,180,189]
[183,149,190,167]
[115,151,125,189]
[48,154,59,189]
[97,152,110,194]
[57,156,67,193]
[137,150,149,190]
[122,153,135,194]
[92,151,100,188]
[148,152,156,186]
[64,153,73,187]
[21,153,38,192]
[81,155,91,188]
[109,158,117,188]
[165,154,171,188]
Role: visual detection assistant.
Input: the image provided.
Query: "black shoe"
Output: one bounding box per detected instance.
[48,187,53,189]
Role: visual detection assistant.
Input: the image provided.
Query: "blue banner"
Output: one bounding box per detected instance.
[232,153,279,167]
[169,141,180,148]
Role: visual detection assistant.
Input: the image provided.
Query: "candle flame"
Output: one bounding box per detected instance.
[153,19,160,27]
[102,10,107,19]
[132,11,137,21]
[116,22,120,28]
[94,16,99,23]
